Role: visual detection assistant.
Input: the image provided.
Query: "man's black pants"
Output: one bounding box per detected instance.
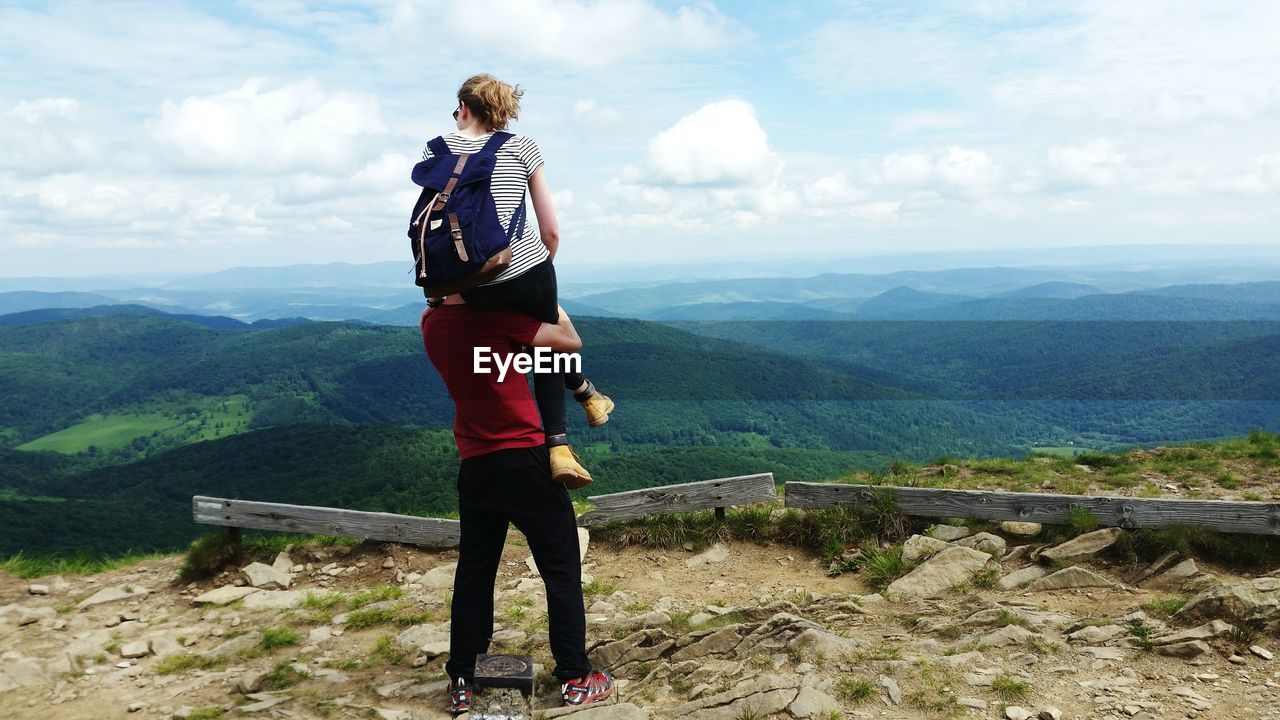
[446,444,593,683]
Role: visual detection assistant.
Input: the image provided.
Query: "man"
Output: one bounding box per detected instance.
[420,296,613,713]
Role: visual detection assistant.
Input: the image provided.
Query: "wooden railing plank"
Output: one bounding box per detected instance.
[577,473,777,526]
[193,496,461,547]
[783,483,1280,535]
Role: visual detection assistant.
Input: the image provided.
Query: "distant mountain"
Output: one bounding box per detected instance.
[885,294,1280,321]
[163,261,409,290]
[1127,281,1280,305]
[852,287,978,319]
[0,304,250,329]
[0,291,120,315]
[993,282,1101,299]
[650,302,854,321]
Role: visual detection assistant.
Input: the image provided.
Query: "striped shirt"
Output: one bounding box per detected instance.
[422,132,548,285]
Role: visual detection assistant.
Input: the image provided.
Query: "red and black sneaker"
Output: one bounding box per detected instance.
[561,669,613,707]
[448,677,471,714]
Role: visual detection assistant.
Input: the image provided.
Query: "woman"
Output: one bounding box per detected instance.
[420,74,612,488]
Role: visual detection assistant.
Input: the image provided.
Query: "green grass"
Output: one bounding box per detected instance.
[260,626,300,651]
[261,661,307,690]
[850,545,907,590]
[368,635,407,666]
[834,678,877,703]
[1,550,165,579]
[582,578,618,598]
[1141,596,1188,619]
[349,585,403,609]
[968,566,1000,590]
[994,610,1031,628]
[991,674,1030,701]
[179,707,226,720]
[17,394,253,455]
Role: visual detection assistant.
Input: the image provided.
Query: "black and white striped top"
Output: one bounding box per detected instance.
[422,132,548,285]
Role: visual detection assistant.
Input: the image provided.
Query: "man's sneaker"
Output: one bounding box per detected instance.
[448,677,471,713]
[579,390,615,428]
[550,445,593,490]
[561,669,613,706]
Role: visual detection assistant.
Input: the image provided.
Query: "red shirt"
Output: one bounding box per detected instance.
[422,303,545,459]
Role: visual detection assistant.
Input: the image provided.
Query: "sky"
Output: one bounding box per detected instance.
[2,0,1279,278]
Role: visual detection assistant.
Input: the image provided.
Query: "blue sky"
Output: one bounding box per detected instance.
[2,0,1278,277]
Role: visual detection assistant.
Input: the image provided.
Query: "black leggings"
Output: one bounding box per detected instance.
[461,260,587,441]
[446,445,592,682]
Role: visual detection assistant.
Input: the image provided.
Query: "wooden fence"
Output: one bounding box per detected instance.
[784,482,1280,536]
[192,471,778,547]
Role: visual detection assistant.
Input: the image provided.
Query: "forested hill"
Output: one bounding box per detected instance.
[0,424,884,556]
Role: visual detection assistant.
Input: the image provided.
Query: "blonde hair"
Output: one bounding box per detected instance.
[458,74,523,132]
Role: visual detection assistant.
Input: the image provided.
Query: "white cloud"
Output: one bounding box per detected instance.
[643,100,780,186]
[878,146,1000,191]
[1224,151,1280,195]
[1048,139,1127,188]
[804,172,866,206]
[146,78,388,173]
[430,0,741,67]
[10,98,80,123]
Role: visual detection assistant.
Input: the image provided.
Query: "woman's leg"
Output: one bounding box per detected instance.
[463,261,571,443]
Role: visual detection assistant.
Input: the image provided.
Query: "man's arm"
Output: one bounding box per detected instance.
[530,305,581,352]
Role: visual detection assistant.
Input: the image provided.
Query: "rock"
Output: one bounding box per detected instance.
[1027,566,1116,592]
[791,627,859,659]
[203,630,262,659]
[0,656,47,692]
[120,640,150,658]
[1132,550,1181,585]
[1038,527,1124,563]
[395,623,449,653]
[128,702,146,713]
[999,566,1048,591]
[958,532,1007,556]
[977,625,1040,649]
[382,556,395,569]
[192,585,260,605]
[1228,654,1247,664]
[18,607,55,626]
[238,670,265,694]
[885,546,991,599]
[420,563,457,590]
[28,584,49,595]
[670,627,742,662]
[788,687,840,718]
[76,585,150,610]
[1039,708,1063,720]
[1079,646,1128,660]
[1154,619,1235,645]
[670,675,799,720]
[1005,707,1031,720]
[241,590,306,610]
[686,542,730,567]
[878,675,901,705]
[546,703,649,719]
[491,629,526,644]
[1156,640,1210,658]
[902,534,951,562]
[271,552,293,574]
[241,562,291,590]
[1068,625,1126,644]
[959,698,988,710]
[1000,521,1042,537]
[927,524,971,541]
[1178,577,1280,628]
[1146,558,1198,588]
[1250,645,1273,660]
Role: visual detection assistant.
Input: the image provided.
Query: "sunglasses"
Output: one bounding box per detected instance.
[452,106,460,121]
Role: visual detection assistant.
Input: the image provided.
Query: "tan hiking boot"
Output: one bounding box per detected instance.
[579,390,615,428]
[550,445,593,489]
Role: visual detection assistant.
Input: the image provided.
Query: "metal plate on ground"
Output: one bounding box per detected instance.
[474,654,535,694]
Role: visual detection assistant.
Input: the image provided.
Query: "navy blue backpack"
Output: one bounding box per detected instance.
[408,132,527,297]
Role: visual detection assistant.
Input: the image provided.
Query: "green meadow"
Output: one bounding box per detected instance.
[18,394,253,455]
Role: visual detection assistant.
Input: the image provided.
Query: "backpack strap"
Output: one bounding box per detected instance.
[480,131,514,154]
[426,136,450,157]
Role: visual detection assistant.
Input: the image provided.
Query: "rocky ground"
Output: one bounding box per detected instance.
[2,521,1279,720]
